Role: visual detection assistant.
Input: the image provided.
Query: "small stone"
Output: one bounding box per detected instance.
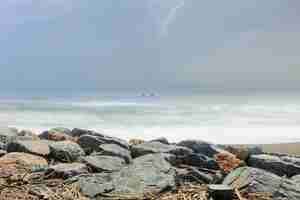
[46,163,88,179]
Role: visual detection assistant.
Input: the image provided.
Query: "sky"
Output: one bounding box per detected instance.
[1,1,300,93]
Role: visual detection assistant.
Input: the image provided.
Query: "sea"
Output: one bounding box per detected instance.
[2,90,300,144]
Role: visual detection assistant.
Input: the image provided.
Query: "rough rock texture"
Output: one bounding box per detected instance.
[76,130,129,154]
[0,150,6,157]
[179,153,219,170]
[0,127,18,145]
[248,154,300,177]
[175,167,214,184]
[82,155,125,172]
[7,140,50,156]
[78,153,176,198]
[0,152,48,170]
[17,130,40,140]
[150,137,170,145]
[93,143,132,163]
[131,141,193,158]
[48,141,85,162]
[223,167,300,200]
[39,128,73,141]
[46,163,88,179]
[220,144,263,161]
[291,174,300,185]
[177,140,221,157]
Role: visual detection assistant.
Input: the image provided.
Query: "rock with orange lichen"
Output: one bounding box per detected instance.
[214,152,243,172]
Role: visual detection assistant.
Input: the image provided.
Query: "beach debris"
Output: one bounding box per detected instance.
[208,184,234,200]
[214,152,242,172]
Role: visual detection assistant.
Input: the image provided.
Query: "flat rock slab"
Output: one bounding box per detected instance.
[177,140,221,157]
[94,143,132,163]
[0,152,48,170]
[223,167,300,200]
[248,154,300,177]
[48,141,85,162]
[46,163,88,179]
[78,153,176,198]
[82,155,125,172]
[131,141,193,158]
[7,140,50,156]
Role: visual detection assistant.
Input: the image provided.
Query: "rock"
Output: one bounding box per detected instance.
[78,153,176,198]
[291,174,300,184]
[248,154,300,177]
[76,130,129,154]
[39,128,74,141]
[0,142,6,150]
[129,139,145,146]
[46,163,88,179]
[175,167,214,184]
[0,152,48,170]
[17,130,40,140]
[223,167,300,200]
[179,153,219,170]
[111,153,176,195]
[220,144,263,161]
[214,152,243,172]
[150,137,169,145]
[177,140,221,157]
[7,140,50,156]
[208,184,234,200]
[0,127,17,145]
[82,155,125,172]
[48,141,85,162]
[77,173,115,198]
[131,141,193,158]
[93,143,132,163]
[0,150,6,157]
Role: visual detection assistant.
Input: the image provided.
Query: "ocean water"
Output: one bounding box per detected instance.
[2,91,300,144]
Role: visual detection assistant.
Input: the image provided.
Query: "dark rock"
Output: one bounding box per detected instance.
[111,153,176,195]
[223,167,300,200]
[0,150,6,157]
[48,141,85,162]
[77,130,129,154]
[208,184,234,200]
[0,127,17,145]
[7,140,50,156]
[179,153,219,170]
[177,140,221,157]
[82,155,125,172]
[77,153,176,198]
[248,154,300,177]
[176,167,214,184]
[77,173,115,198]
[0,142,6,150]
[92,143,132,163]
[220,144,263,161]
[150,137,169,145]
[46,163,88,179]
[39,128,74,141]
[131,141,193,158]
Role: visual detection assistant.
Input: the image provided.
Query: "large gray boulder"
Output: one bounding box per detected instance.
[76,130,129,154]
[46,163,88,179]
[82,155,125,172]
[7,140,50,156]
[0,127,17,146]
[48,141,85,162]
[130,141,193,158]
[248,154,300,177]
[92,144,132,163]
[77,153,176,198]
[223,167,300,200]
[177,140,221,157]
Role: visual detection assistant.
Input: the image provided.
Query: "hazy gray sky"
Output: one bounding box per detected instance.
[1,1,300,92]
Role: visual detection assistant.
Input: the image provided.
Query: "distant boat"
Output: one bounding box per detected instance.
[140,93,157,97]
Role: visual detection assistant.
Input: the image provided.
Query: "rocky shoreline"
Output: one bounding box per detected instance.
[0,127,300,200]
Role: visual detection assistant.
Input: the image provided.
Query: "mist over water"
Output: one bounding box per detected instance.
[3,91,300,144]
